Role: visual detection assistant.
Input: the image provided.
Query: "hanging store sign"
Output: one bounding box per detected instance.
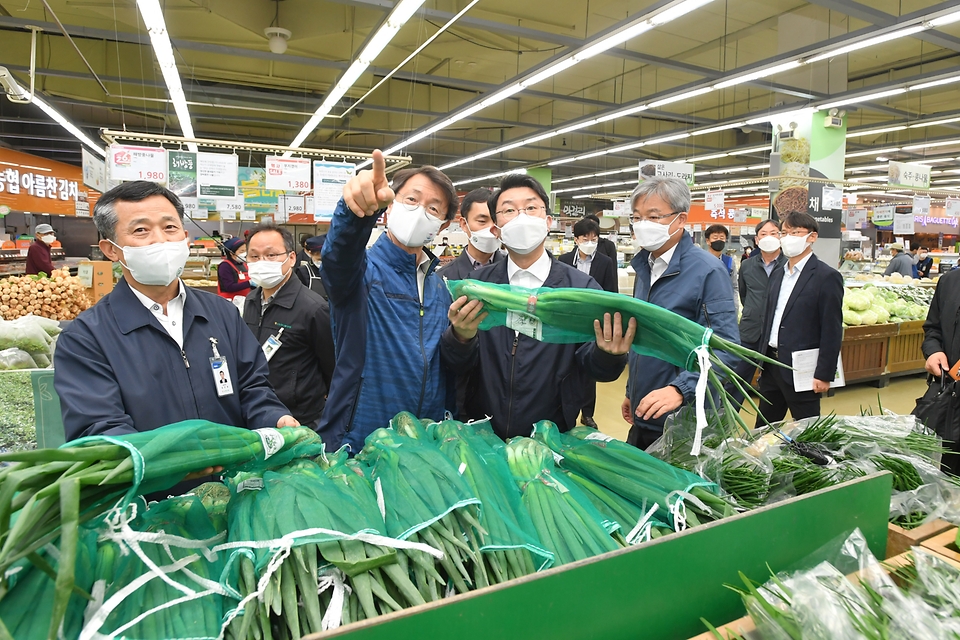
[893,213,915,235]
[168,150,198,198]
[821,186,843,211]
[913,195,931,216]
[639,160,695,186]
[871,205,896,226]
[81,147,105,192]
[0,148,99,216]
[705,190,725,211]
[947,198,960,217]
[266,157,312,191]
[198,152,239,198]
[888,161,931,189]
[313,161,356,221]
[108,145,167,183]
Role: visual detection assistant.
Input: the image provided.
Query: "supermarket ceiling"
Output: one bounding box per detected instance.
[2,0,960,196]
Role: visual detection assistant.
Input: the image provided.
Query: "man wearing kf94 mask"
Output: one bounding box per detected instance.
[54,181,297,472]
[444,173,636,440]
[318,150,464,452]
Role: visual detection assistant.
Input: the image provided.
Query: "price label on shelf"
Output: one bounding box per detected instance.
[108,144,168,184]
[913,195,931,216]
[218,196,244,213]
[705,190,725,211]
[265,156,312,191]
[240,210,257,221]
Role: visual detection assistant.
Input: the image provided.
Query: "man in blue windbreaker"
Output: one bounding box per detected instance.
[318,150,463,451]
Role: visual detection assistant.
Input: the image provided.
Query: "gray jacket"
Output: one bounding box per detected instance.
[737,252,786,346]
[885,251,914,277]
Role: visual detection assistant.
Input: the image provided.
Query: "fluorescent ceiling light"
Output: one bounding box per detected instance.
[846,147,900,158]
[915,157,957,164]
[728,145,771,155]
[819,87,907,110]
[520,58,579,88]
[596,105,648,124]
[646,87,714,108]
[290,0,426,150]
[5,76,105,156]
[452,167,525,187]
[902,138,960,150]
[694,123,745,136]
[649,0,715,26]
[929,9,960,27]
[806,25,926,63]
[911,116,960,128]
[136,0,197,151]
[846,125,906,138]
[572,22,653,62]
[714,60,804,89]
[910,75,960,91]
[688,152,730,162]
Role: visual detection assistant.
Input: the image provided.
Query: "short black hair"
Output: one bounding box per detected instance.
[246,222,296,254]
[755,218,780,235]
[584,213,601,225]
[704,224,729,239]
[391,166,459,221]
[573,218,600,238]
[92,180,184,241]
[781,210,818,234]
[460,188,492,221]
[488,174,551,223]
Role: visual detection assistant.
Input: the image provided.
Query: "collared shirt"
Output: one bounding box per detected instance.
[768,251,813,349]
[261,273,294,317]
[507,249,552,289]
[574,250,594,275]
[761,252,781,277]
[130,281,187,348]
[466,247,496,270]
[648,244,678,287]
[416,251,432,302]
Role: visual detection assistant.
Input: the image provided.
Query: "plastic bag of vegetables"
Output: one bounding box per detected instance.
[0,347,38,370]
[0,317,52,355]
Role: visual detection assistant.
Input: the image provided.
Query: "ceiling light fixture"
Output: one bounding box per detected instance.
[135,0,197,151]
[819,88,907,110]
[846,125,907,138]
[805,25,926,63]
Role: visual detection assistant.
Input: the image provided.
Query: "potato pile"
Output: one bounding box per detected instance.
[0,269,92,321]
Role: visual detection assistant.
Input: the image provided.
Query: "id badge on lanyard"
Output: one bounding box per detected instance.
[209,337,234,397]
[262,327,285,362]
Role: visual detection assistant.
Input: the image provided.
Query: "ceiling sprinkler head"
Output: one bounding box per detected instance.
[265,27,292,54]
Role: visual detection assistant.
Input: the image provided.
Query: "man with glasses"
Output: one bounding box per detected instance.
[445,173,635,439]
[622,176,741,450]
[756,211,843,424]
[319,150,462,451]
[241,223,335,430]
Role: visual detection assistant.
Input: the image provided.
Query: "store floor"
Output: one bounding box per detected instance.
[593,372,929,442]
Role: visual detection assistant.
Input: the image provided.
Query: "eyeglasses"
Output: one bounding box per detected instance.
[496,204,546,220]
[780,229,812,238]
[399,194,444,219]
[630,211,682,224]
[246,252,290,263]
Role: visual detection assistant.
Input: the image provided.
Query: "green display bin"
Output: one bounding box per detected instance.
[0,369,64,451]
[31,369,65,448]
[316,472,893,640]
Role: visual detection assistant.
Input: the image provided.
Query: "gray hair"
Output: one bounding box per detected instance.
[93,180,185,241]
[629,176,691,215]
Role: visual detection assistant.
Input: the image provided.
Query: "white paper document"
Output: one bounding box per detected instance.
[792,348,845,392]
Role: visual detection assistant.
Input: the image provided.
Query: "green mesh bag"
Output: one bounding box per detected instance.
[432,419,554,572]
[83,494,228,640]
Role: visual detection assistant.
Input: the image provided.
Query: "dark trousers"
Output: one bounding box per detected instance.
[627,425,662,451]
[727,339,760,409]
[581,381,597,419]
[755,347,821,427]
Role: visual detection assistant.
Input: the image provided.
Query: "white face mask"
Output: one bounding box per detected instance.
[498,213,549,255]
[780,233,812,258]
[313,258,322,267]
[41,234,56,245]
[248,256,290,289]
[388,201,443,248]
[757,235,781,253]
[111,238,189,286]
[632,215,680,252]
[578,240,598,256]
[469,227,501,254]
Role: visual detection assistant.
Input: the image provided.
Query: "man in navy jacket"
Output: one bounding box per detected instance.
[444,174,634,439]
[756,211,843,424]
[318,151,463,451]
[54,181,296,443]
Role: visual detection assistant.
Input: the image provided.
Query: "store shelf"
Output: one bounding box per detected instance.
[320,473,892,640]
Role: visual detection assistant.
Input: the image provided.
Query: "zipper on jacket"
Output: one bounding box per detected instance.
[506,333,520,432]
[701,303,713,328]
[181,349,190,368]
[416,303,428,416]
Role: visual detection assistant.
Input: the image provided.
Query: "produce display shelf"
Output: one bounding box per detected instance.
[841,323,898,384]
[886,519,954,559]
[919,527,960,564]
[886,320,927,375]
[312,473,892,640]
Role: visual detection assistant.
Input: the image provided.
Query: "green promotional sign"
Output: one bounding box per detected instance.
[168,150,197,198]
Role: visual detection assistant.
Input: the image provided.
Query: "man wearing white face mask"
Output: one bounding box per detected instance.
[756,211,843,425]
[25,223,58,275]
[445,174,635,439]
[437,187,504,281]
[54,180,298,446]
[319,150,463,452]
[622,176,742,450]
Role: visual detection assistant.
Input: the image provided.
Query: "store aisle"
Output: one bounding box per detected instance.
[594,372,929,442]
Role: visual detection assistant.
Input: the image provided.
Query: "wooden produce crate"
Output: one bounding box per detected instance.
[887,518,953,558]
[841,323,898,383]
[886,320,926,375]
[920,527,960,563]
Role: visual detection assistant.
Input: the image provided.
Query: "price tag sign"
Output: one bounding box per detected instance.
[198,152,239,198]
[732,209,748,223]
[913,195,931,216]
[692,224,703,232]
[266,157,312,191]
[893,213,915,235]
[240,210,257,221]
[822,187,843,211]
[872,205,895,226]
[285,196,306,215]
[946,198,960,217]
[888,161,931,189]
[108,144,167,183]
[220,210,237,221]
[314,161,356,221]
[218,196,244,213]
[705,190,725,211]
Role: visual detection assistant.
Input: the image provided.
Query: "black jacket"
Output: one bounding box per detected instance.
[557,249,618,293]
[442,255,628,439]
[242,276,336,425]
[295,259,328,299]
[436,247,505,282]
[759,252,844,384]
[917,256,934,279]
[597,237,618,264]
[737,252,786,346]
[923,268,960,367]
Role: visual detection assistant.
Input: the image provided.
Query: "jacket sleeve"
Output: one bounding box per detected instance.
[232,309,291,428]
[601,259,619,293]
[670,266,741,403]
[53,324,138,440]
[313,299,337,389]
[576,279,629,382]
[320,198,379,306]
[217,262,250,293]
[730,262,741,314]
[814,268,845,383]
[737,260,747,305]
[883,259,895,276]
[27,243,55,275]
[923,275,947,359]
[440,326,479,370]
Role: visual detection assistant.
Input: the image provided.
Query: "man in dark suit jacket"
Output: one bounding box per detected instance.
[756,211,843,425]
[437,187,505,281]
[559,217,620,427]
[585,214,619,265]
